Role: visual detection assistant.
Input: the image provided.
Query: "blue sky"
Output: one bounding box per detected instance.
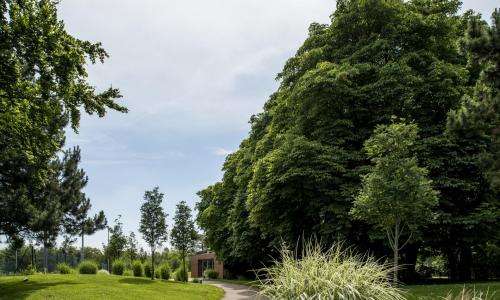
[59,0,497,249]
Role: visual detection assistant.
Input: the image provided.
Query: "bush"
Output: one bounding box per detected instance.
[112,259,125,275]
[159,264,170,280]
[78,260,98,274]
[132,260,143,277]
[155,268,161,279]
[123,269,133,276]
[56,263,72,274]
[203,268,219,279]
[174,266,188,282]
[97,269,110,275]
[257,241,404,300]
[144,263,153,278]
[192,278,201,283]
[22,264,37,275]
[169,258,180,270]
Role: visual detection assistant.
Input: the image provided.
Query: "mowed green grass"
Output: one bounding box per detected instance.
[213,279,499,299]
[404,282,499,299]
[0,274,223,300]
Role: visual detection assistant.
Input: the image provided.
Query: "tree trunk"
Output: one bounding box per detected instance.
[43,244,48,273]
[393,240,398,283]
[390,221,400,284]
[182,251,186,282]
[15,249,18,273]
[31,244,35,267]
[151,248,155,280]
[81,230,85,262]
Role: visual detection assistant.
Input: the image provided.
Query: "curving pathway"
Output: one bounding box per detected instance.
[204,281,267,300]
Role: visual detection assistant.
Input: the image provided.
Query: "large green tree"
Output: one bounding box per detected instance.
[0,0,126,239]
[196,0,498,281]
[351,123,438,282]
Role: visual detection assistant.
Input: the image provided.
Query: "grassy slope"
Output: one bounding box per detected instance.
[0,274,224,300]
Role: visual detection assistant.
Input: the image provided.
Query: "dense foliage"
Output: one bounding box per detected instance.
[196,0,500,281]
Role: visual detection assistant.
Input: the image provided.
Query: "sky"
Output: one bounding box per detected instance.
[57,0,497,249]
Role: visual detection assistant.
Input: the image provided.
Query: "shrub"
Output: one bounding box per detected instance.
[56,263,72,274]
[22,264,37,275]
[257,241,404,300]
[192,278,201,283]
[174,266,188,282]
[97,269,110,275]
[203,268,218,279]
[78,260,98,274]
[159,264,170,280]
[123,269,133,276]
[144,263,153,278]
[155,268,161,279]
[132,260,143,277]
[169,258,180,270]
[112,259,125,275]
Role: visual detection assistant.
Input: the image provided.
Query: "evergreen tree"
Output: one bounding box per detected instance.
[62,147,107,262]
[171,201,197,282]
[139,187,168,280]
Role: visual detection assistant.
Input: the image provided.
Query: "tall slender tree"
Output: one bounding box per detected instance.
[351,123,439,282]
[139,187,168,280]
[171,201,197,282]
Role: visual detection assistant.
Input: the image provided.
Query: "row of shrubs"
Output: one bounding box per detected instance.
[57,260,189,281]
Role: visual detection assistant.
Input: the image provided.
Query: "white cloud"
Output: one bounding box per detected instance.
[213,147,233,156]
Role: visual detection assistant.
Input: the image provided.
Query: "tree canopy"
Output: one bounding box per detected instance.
[196,0,499,281]
[0,0,126,239]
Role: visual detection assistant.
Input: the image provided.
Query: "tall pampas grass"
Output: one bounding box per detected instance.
[256,240,404,300]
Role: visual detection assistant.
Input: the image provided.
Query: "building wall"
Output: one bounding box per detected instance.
[190,252,223,278]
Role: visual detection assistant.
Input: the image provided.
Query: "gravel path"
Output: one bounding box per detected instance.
[204,281,267,300]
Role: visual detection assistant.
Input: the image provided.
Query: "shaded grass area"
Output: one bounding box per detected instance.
[0,274,223,300]
[404,281,499,299]
[217,279,499,299]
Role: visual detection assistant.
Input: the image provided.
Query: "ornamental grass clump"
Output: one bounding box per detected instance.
[78,260,98,274]
[257,241,404,300]
[56,263,72,274]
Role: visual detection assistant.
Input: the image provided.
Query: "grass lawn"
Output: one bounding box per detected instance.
[404,282,499,299]
[216,279,499,299]
[0,274,224,300]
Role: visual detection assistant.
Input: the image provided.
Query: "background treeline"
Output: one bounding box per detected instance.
[0,242,190,276]
[196,0,499,282]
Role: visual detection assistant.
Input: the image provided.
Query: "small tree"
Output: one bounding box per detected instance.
[171,201,197,282]
[351,123,438,283]
[105,216,127,267]
[125,231,139,264]
[139,187,168,280]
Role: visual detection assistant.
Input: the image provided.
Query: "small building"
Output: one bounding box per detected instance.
[190,251,223,279]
